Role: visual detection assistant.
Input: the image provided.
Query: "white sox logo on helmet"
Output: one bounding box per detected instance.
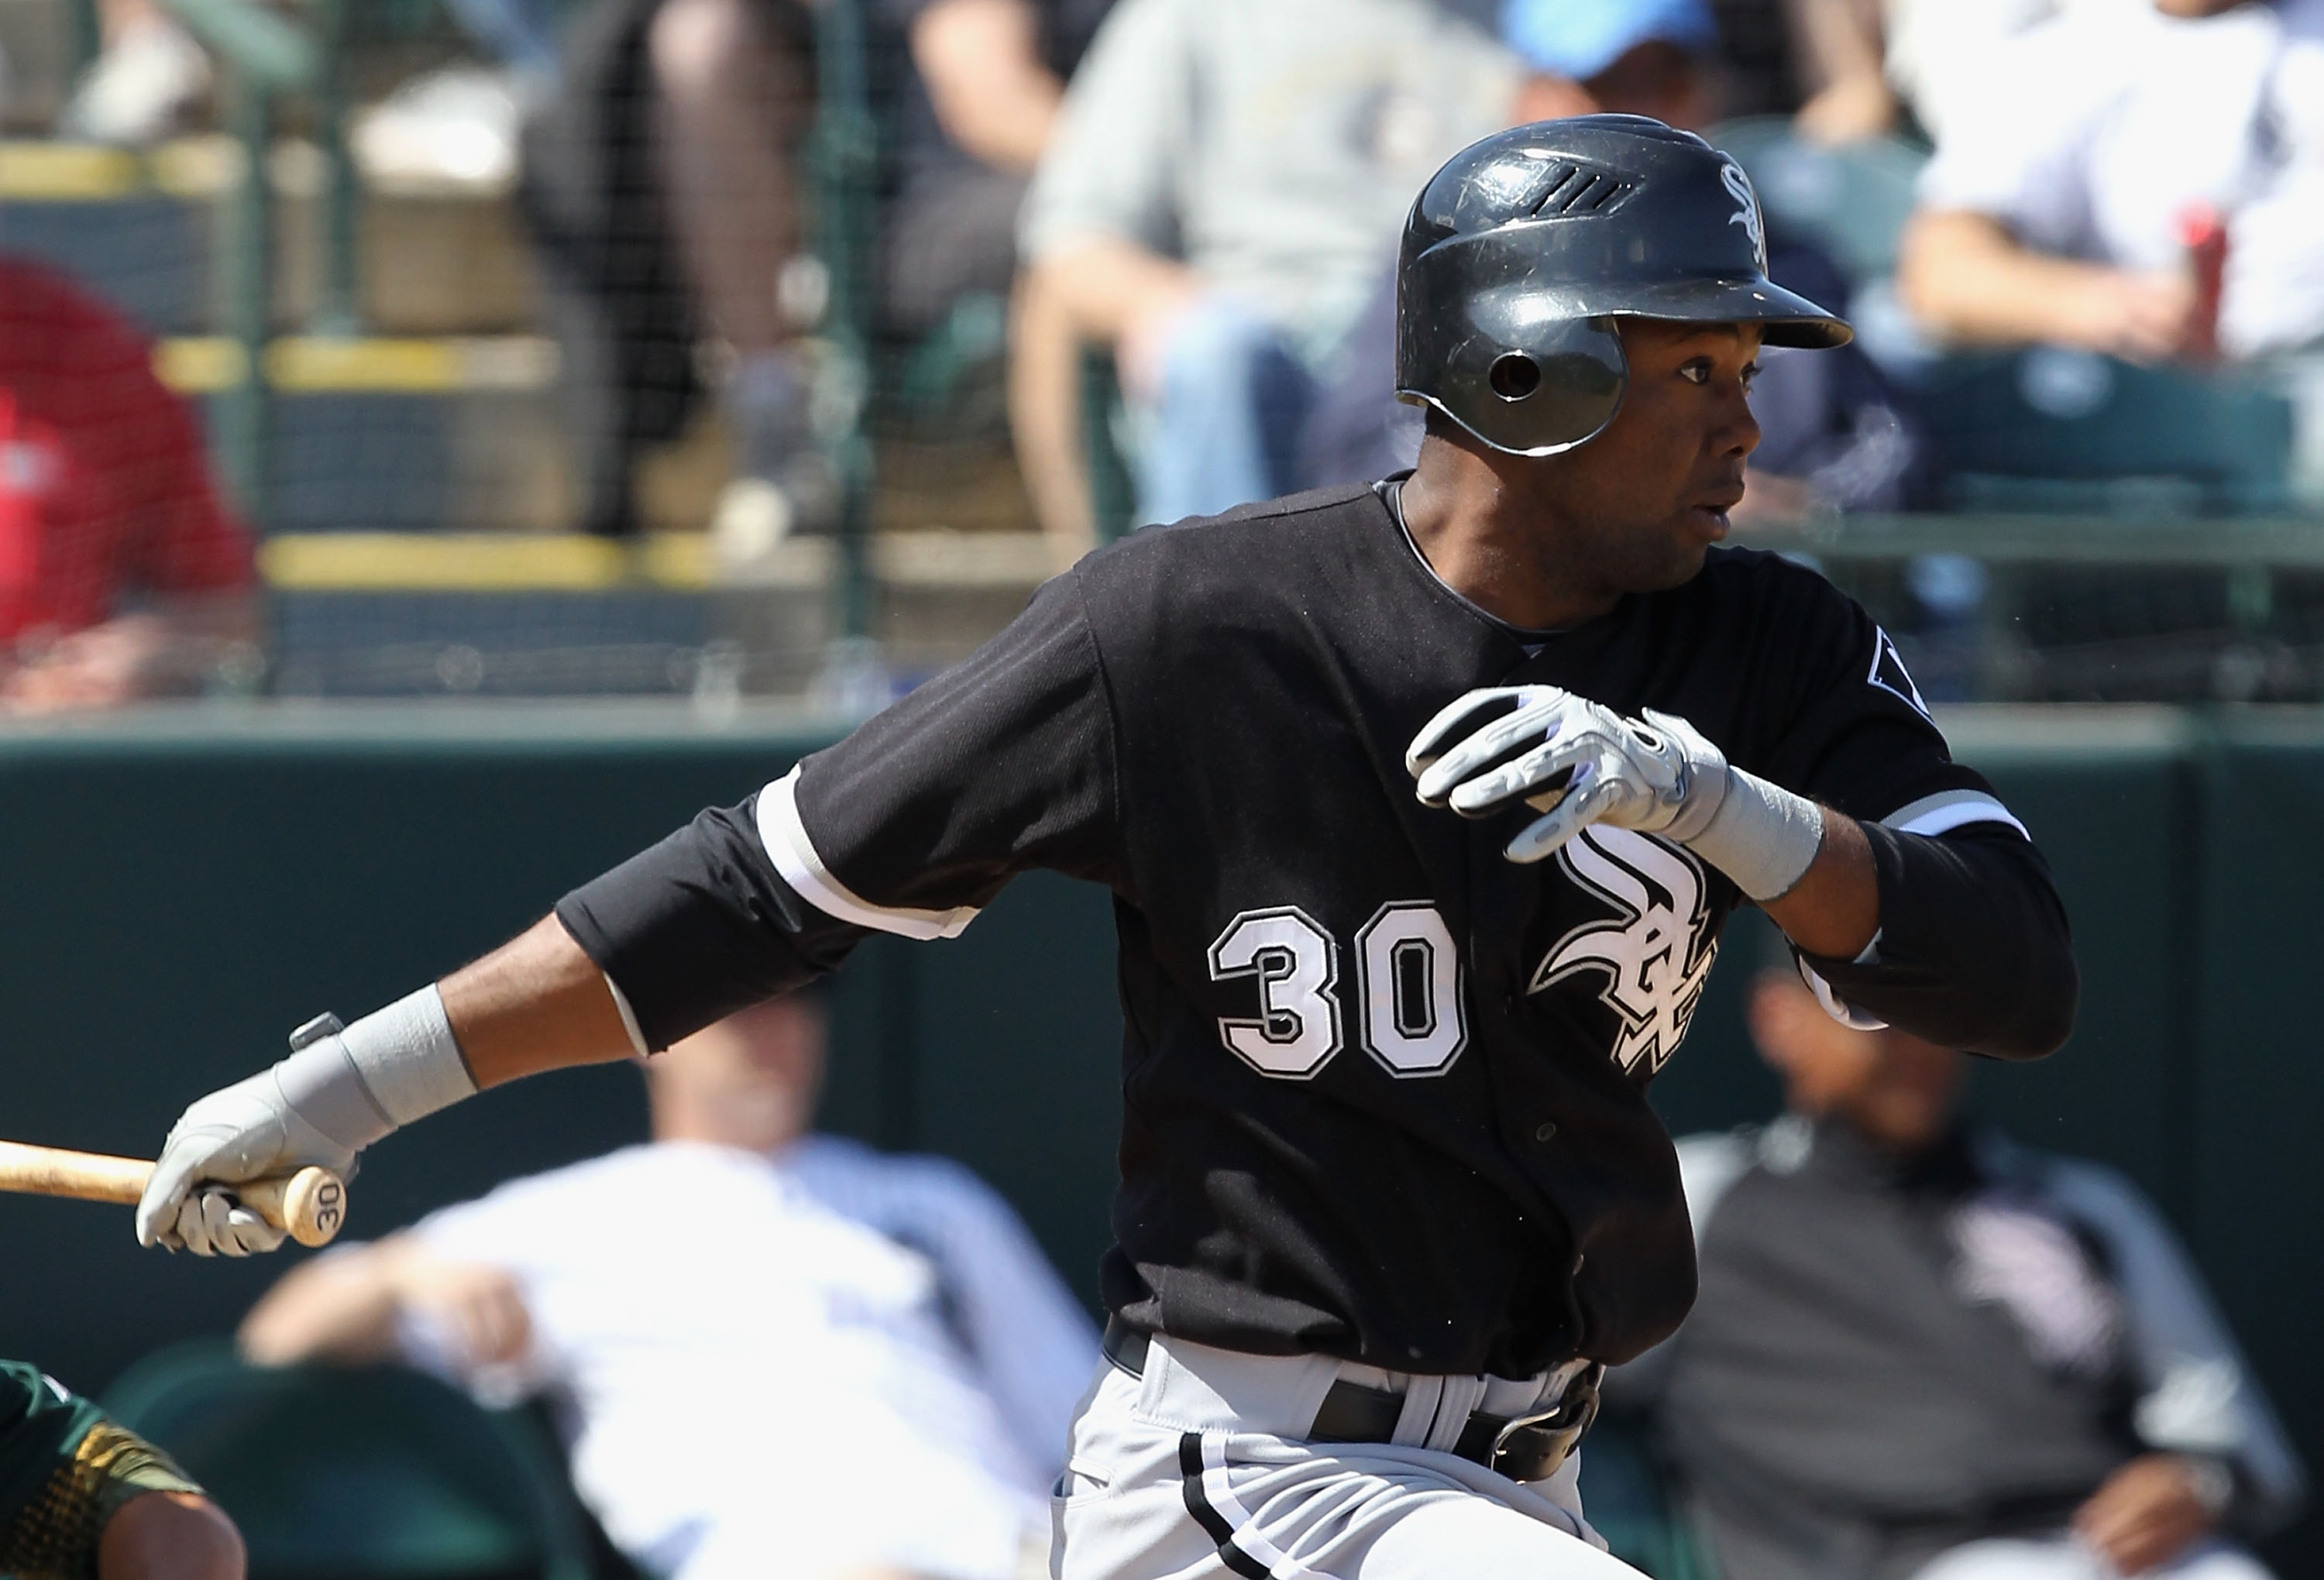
[1721,160,1767,271]
[1532,827,1718,1078]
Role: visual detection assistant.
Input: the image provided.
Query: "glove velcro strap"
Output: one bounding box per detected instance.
[1683,768,1826,902]
[273,1038,398,1155]
[270,984,476,1150]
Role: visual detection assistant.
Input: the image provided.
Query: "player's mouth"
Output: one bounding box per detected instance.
[1689,489,1742,539]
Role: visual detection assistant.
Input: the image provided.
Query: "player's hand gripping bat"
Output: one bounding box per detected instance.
[0,1141,346,1246]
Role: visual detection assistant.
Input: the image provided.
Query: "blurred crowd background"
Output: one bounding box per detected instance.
[0,0,2322,707]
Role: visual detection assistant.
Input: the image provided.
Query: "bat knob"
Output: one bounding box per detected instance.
[280,1168,347,1247]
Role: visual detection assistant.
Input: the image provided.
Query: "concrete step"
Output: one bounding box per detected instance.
[1,136,536,335]
[157,335,571,531]
[262,530,1057,696]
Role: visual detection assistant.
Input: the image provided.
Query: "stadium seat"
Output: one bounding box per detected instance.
[1574,1410,1720,1580]
[105,1340,594,1580]
[1920,349,2297,514]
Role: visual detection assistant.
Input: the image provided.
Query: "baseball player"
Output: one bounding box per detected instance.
[0,1361,242,1580]
[136,116,2077,1579]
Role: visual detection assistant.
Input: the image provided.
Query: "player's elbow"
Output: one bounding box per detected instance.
[99,1491,246,1580]
[1972,927,2079,1062]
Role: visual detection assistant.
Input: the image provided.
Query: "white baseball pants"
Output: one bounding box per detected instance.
[1050,1334,1645,1580]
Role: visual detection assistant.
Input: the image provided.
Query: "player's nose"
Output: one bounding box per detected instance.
[1714,379,1761,461]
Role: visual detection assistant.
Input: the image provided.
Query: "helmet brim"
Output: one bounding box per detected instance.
[1604,276,1853,349]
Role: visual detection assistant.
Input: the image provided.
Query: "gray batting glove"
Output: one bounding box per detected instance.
[1408,686,1728,864]
[139,1015,388,1257]
[139,989,480,1257]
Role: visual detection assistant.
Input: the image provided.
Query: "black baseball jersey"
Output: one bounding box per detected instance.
[559,480,2075,1375]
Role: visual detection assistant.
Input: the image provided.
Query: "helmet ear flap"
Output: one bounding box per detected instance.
[1407,313,1626,457]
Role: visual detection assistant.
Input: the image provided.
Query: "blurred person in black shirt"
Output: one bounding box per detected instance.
[523,0,1116,551]
[878,0,1115,342]
[520,0,820,542]
[1618,968,2305,1580]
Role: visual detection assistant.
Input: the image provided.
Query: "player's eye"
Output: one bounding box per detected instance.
[1741,361,1763,389]
[1678,359,1712,385]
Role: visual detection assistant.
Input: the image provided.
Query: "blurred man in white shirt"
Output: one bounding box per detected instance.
[1898,0,2324,363]
[239,991,1098,1580]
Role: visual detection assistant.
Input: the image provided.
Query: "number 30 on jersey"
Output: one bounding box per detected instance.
[1206,904,1466,1079]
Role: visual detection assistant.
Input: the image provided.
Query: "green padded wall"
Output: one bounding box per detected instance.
[2188,715,2324,1577]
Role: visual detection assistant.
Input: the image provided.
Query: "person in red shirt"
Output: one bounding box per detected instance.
[0,256,257,712]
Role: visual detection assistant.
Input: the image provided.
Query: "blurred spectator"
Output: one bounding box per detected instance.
[58,0,209,145]
[1780,0,1896,144]
[1717,2,2146,150]
[529,0,1107,551]
[1501,0,1720,124]
[1897,0,2324,365]
[0,257,258,712]
[1618,968,2306,1580]
[1882,0,2144,148]
[878,0,1116,343]
[1703,0,1803,116]
[241,991,1096,1580]
[1299,0,1934,518]
[0,1358,243,1580]
[1012,0,1517,538]
[521,0,822,547]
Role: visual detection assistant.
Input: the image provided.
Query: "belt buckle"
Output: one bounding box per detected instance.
[1487,1364,1603,1482]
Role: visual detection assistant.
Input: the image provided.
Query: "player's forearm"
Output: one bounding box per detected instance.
[1759,809,1879,959]
[438,915,638,1089]
[1798,823,2078,1059]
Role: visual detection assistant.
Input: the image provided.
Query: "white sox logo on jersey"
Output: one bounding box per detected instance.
[1868,626,1930,717]
[1532,827,1718,1078]
[1721,160,1767,271]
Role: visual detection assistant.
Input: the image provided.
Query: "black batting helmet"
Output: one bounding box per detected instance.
[1395,115,1851,457]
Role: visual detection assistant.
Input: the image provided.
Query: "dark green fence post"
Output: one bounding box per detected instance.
[216,73,273,524]
[1081,347,1136,545]
[310,0,361,336]
[812,0,880,658]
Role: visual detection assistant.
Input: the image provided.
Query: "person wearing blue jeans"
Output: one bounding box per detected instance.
[1133,297,1317,525]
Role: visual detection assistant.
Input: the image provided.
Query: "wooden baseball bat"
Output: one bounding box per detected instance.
[0,1142,347,1247]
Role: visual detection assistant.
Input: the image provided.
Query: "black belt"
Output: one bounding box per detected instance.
[1102,1317,1600,1485]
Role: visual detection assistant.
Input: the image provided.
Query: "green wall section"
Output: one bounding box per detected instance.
[0,706,2311,1565]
